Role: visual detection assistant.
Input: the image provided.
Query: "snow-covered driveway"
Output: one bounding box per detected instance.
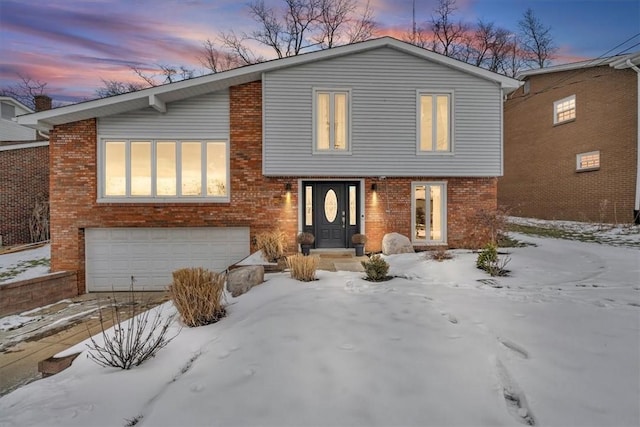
[0,234,638,427]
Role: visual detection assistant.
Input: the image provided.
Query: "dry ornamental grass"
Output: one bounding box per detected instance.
[286,253,319,282]
[255,230,286,262]
[169,267,226,327]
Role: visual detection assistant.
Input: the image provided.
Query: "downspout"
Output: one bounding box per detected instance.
[627,59,640,223]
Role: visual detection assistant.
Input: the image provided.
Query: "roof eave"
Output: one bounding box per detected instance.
[17,37,520,129]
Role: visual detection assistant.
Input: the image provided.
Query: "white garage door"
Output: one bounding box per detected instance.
[85,227,250,292]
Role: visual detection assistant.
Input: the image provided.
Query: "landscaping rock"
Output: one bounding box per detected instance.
[382,232,415,255]
[226,266,264,297]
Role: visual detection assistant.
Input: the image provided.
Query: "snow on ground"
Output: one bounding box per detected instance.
[0,244,51,285]
[0,235,639,427]
[508,216,640,247]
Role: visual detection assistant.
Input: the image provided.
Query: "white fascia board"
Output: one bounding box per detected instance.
[149,94,166,113]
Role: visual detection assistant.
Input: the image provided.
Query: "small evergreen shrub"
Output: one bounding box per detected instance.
[361,254,390,281]
[286,253,319,281]
[476,243,498,270]
[476,243,510,276]
[169,267,226,327]
[255,230,286,262]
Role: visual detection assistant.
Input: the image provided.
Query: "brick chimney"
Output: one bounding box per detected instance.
[34,95,52,112]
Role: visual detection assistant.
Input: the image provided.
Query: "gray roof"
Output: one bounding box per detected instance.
[516,51,640,79]
[18,37,521,131]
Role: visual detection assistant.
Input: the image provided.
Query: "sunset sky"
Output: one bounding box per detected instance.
[1,0,638,104]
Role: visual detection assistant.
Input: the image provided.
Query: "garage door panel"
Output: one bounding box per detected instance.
[86,227,250,292]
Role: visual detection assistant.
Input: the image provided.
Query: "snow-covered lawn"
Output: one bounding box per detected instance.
[0,234,638,427]
[0,244,50,285]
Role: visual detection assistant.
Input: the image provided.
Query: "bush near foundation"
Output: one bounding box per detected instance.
[361,254,390,281]
[286,253,319,281]
[256,230,286,262]
[169,267,226,327]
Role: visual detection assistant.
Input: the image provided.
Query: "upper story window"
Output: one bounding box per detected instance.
[576,151,600,172]
[1,102,16,120]
[100,139,229,202]
[314,89,350,153]
[554,95,576,124]
[418,92,452,153]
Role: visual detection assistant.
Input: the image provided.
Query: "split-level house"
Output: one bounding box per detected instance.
[500,52,640,224]
[18,37,519,293]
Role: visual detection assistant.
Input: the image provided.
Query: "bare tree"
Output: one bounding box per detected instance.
[130,64,196,87]
[0,74,47,109]
[95,79,146,98]
[345,0,377,44]
[315,0,377,48]
[518,8,556,68]
[219,30,265,66]
[199,38,245,73]
[430,0,467,58]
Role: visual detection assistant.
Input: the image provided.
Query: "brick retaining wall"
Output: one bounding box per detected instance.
[0,271,78,317]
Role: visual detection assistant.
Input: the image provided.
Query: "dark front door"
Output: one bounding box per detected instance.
[316,182,345,248]
[302,181,360,249]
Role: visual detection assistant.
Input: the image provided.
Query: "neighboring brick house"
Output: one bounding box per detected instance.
[0,95,52,246]
[499,53,640,224]
[18,37,519,293]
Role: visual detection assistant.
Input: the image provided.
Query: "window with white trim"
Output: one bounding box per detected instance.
[554,95,575,124]
[314,89,350,152]
[101,139,229,201]
[576,151,600,171]
[411,182,447,244]
[418,92,452,152]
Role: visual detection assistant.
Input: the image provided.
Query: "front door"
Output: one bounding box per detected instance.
[302,181,360,249]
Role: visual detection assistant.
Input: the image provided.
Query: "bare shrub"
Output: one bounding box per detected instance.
[256,230,286,262]
[169,268,226,327]
[429,248,453,261]
[468,206,511,247]
[361,254,390,281]
[286,253,319,281]
[29,198,49,243]
[86,281,177,370]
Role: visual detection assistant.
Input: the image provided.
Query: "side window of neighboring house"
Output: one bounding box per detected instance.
[418,91,453,153]
[314,89,350,153]
[576,151,600,172]
[553,95,576,124]
[100,139,229,202]
[1,103,16,120]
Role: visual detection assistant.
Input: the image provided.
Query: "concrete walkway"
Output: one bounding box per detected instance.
[0,291,168,397]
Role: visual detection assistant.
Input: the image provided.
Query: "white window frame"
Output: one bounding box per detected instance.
[416,90,454,154]
[312,88,352,154]
[576,150,600,172]
[553,95,576,125]
[411,181,447,245]
[97,138,230,203]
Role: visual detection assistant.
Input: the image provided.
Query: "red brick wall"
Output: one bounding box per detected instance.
[0,271,77,317]
[365,177,497,252]
[50,80,497,292]
[0,145,49,246]
[500,66,637,223]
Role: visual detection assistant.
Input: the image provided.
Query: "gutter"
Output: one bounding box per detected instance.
[627,59,640,223]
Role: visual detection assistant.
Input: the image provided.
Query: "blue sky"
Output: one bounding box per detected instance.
[1,0,638,104]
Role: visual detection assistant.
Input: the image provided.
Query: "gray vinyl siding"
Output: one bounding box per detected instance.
[98,90,229,139]
[263,47,502,176]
